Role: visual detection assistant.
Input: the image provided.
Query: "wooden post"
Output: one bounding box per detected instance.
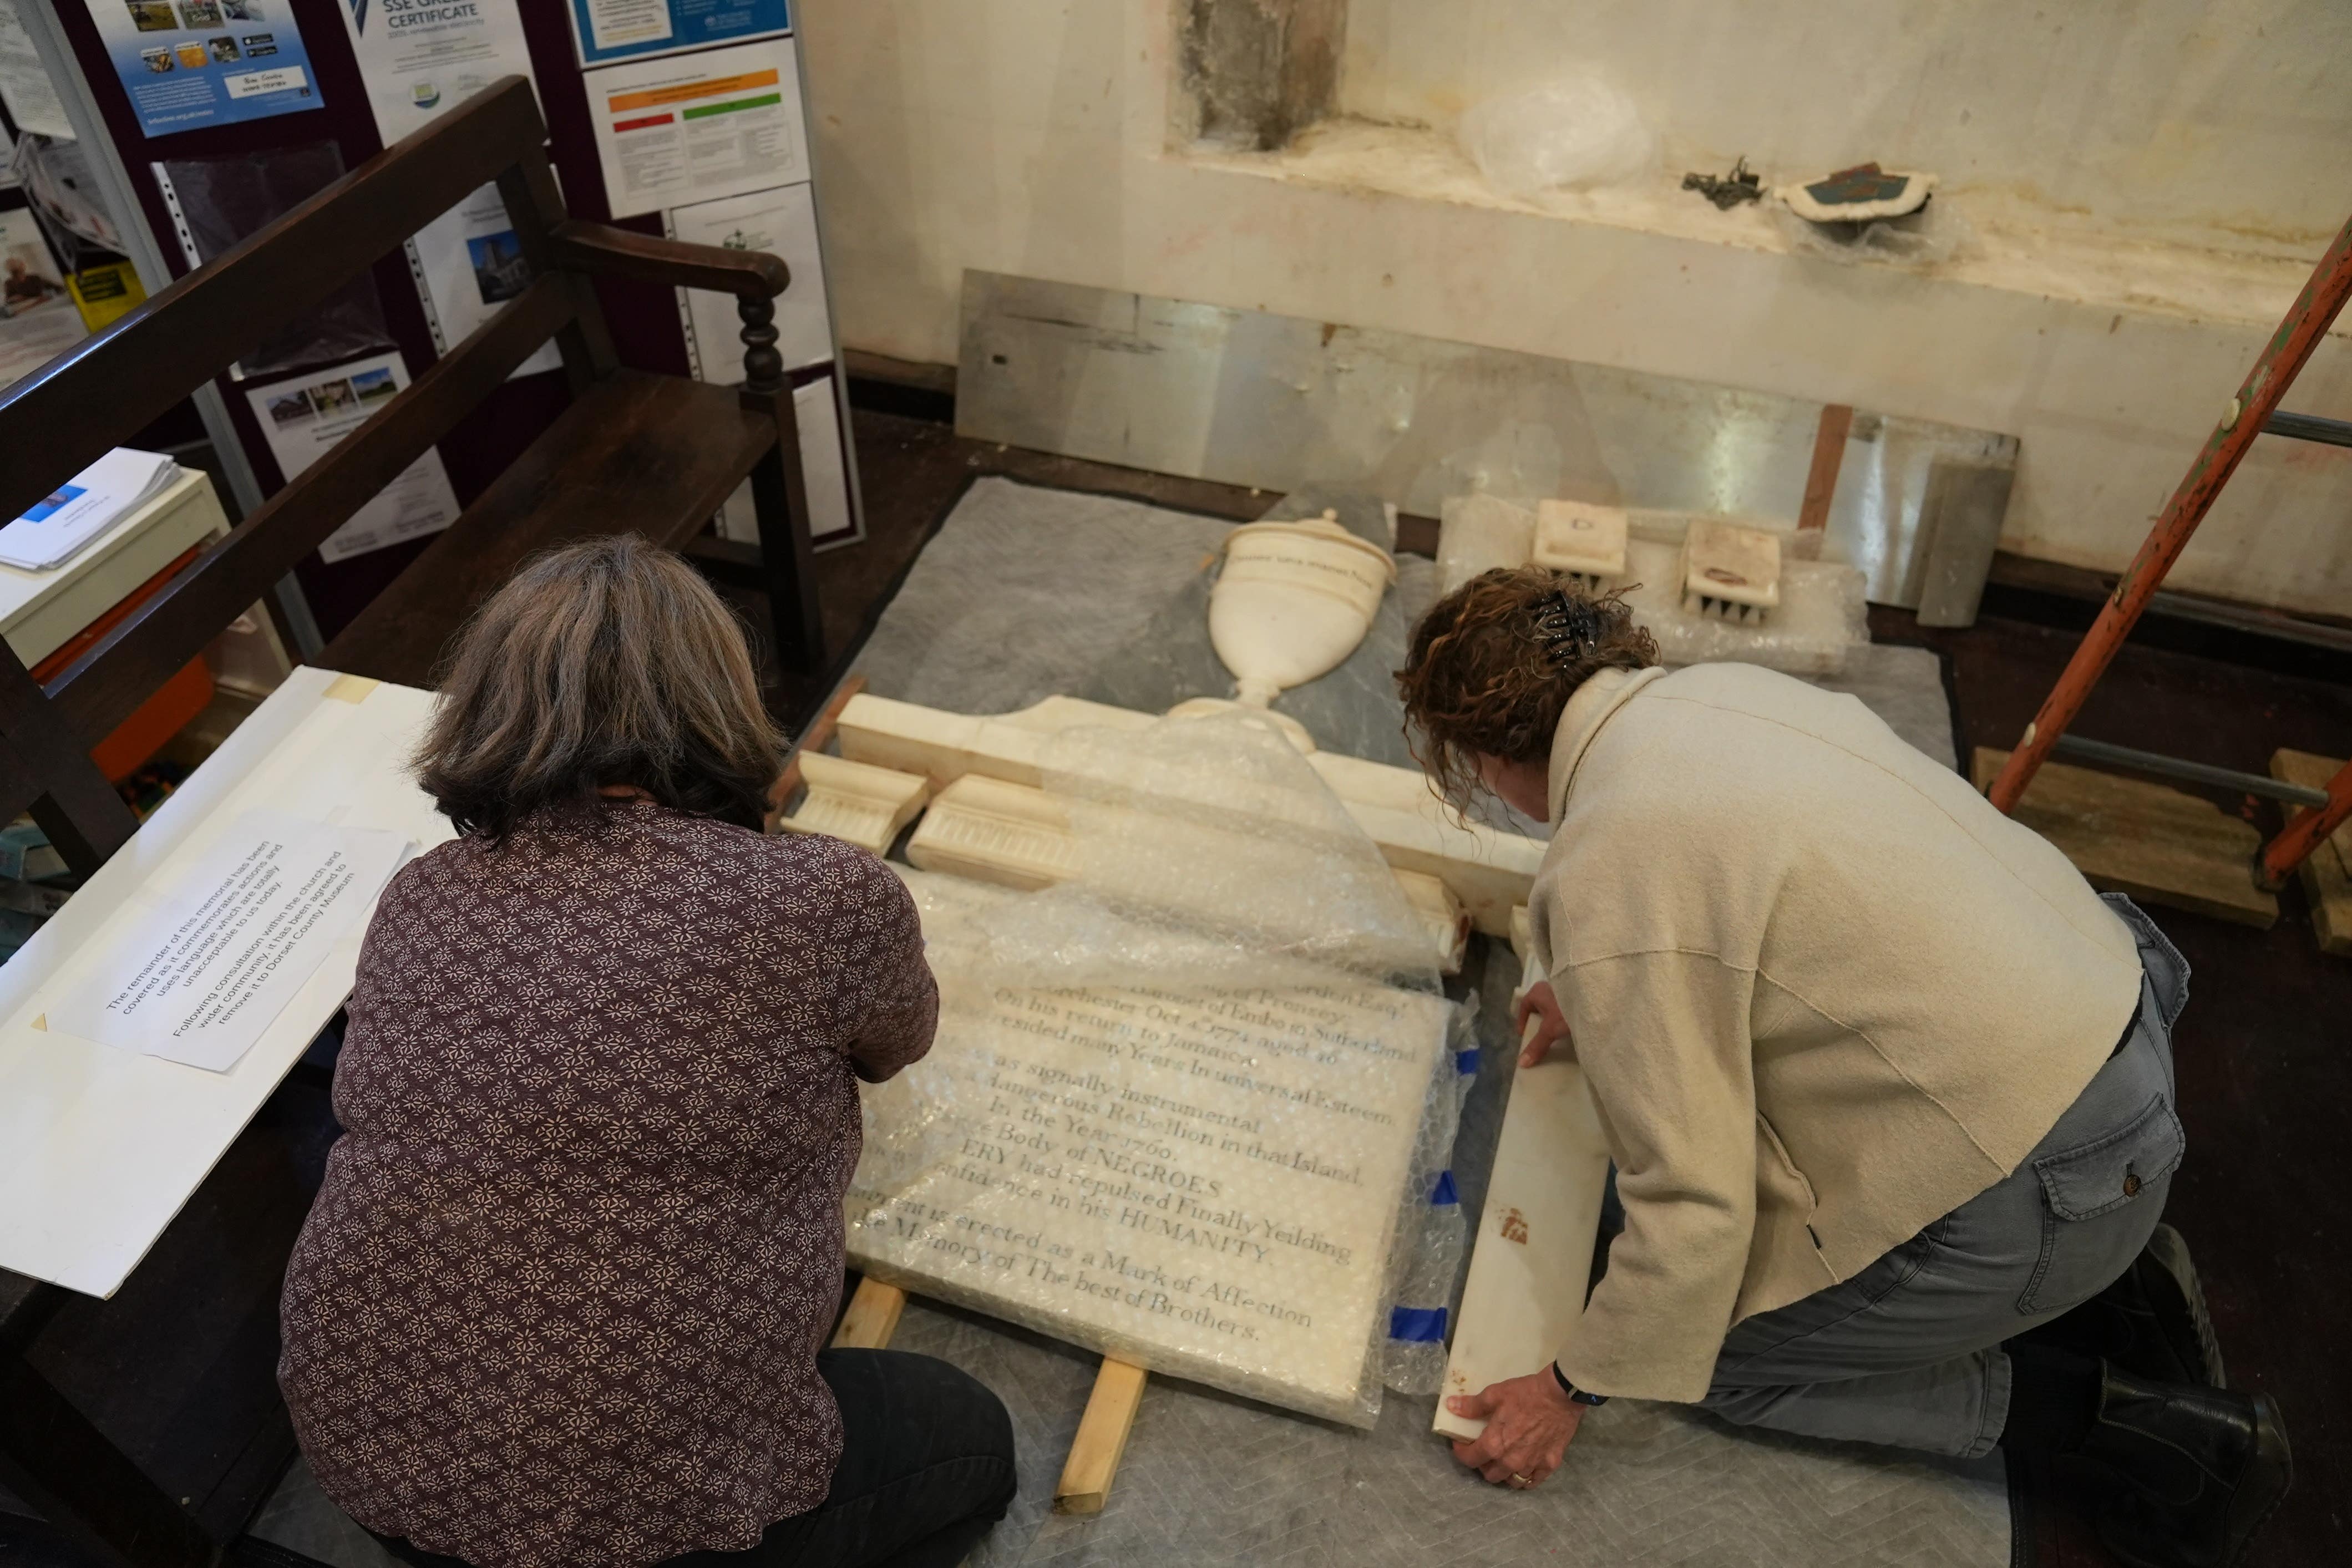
[829,1281,1150,1516]
[1797,403,1853,534]
[1053,1358,1149,1515]
[739,291,827,676]
[830,1277,906,1350]
[0,646,139,877]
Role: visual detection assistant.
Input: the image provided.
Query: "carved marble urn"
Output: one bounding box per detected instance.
[1209,510,1397,707]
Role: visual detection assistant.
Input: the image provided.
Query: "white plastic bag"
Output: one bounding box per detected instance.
[1459,70,1655,198]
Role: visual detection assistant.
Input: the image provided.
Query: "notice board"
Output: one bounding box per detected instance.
[44,0,861,643]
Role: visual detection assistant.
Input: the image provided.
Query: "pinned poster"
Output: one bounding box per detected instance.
[334,0,535,148]
[407,182,562,378]
[244,350,463,564]
[583,36,804,219]
[667,182,829,378]
[714,372,853,547]
[68,261,148,331]
[0,207,85,390]
[0,0,74,138]
[566,0,789,68]
[83,0,322,135]
[331,3,547,378]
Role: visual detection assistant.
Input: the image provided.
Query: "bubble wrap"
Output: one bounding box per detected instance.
[847,711,1459,1427]
[1436,498,1869,676]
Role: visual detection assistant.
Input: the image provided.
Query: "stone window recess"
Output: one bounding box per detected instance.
[1177,0,1347,152]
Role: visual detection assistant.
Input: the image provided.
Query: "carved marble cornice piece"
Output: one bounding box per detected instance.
[776,752,932,855]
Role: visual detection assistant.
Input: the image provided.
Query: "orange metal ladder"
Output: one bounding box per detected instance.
[1987,210,2352,893]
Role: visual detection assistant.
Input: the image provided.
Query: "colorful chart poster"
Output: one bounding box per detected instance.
[666,182,828,378]
[407,182,562,378]
[84,0,322,136]
[583,36,803,218]
[243,350,463,563]
[566,0,788,68]
[334,0,535,147]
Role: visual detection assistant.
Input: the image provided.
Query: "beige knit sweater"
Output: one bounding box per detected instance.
[1528,663,2142,1403]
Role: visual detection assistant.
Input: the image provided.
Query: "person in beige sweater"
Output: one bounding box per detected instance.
[1397,569,2289,1568]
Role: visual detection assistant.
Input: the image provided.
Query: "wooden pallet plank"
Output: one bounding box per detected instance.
[1052,1357,1149,1515]
[2272,749,2352,957]
[830,1277,906,1350]
[1973,747,2277,928]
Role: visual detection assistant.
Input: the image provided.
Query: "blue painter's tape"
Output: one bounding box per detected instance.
[1430,1169,1459,1206]
[1389,1306,1448,1343]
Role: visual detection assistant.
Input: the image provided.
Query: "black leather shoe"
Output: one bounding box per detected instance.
[2075,1362,2292,1568]
[2021,1224,2227,1387]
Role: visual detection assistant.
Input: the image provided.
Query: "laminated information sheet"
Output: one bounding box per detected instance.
[48,808,409,1072]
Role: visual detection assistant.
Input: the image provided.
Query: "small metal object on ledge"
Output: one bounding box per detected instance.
[1681,156,1763,209]
[2049,733,2331,808]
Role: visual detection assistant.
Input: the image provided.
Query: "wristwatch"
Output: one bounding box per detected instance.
[1552,1363,1609,1407]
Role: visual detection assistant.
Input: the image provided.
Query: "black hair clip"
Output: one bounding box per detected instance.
[1529,590,1605,669]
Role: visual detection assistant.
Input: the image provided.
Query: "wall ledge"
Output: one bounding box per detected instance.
[1181,118,2343,338]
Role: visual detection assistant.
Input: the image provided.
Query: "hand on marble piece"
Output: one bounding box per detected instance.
[1513,981,1573,1067]
[1447,1369,1586,1488]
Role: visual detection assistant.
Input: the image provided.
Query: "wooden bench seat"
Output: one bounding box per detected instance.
[0,76,830,884]
[325,368,774,687]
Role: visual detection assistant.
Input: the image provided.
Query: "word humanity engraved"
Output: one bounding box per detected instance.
[849,895,1449,1419]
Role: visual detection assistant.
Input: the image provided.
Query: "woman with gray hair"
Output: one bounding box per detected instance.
[277,537,1015,1568]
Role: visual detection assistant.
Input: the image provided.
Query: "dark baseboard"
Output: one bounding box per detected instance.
[1979,552,2352,684]
[843,350,957,427]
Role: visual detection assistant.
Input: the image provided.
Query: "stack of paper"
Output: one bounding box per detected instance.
[0,448,179,572]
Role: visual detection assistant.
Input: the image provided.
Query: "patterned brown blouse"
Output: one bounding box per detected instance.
[278,801,937,1568]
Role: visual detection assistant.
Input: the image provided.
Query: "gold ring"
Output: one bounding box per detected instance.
[1511,1473,1530,1486]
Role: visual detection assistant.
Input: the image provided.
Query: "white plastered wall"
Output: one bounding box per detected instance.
[794,0,2352,615]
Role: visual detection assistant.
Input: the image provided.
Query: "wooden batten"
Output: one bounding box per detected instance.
[2272,749,2352,956]
[1974,747,2278,928]
[1053,1358,1150,1516]
[830,1277,908,1350]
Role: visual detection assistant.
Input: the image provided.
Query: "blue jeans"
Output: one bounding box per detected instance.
[1697,895,2189,1458]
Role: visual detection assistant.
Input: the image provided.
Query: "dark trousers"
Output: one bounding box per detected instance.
[373,1349,1017,1568]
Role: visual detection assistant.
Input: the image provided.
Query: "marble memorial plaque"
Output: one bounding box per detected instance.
[849,871,1451,1423]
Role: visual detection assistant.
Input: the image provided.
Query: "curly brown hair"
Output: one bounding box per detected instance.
[1395,567,1659,807]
